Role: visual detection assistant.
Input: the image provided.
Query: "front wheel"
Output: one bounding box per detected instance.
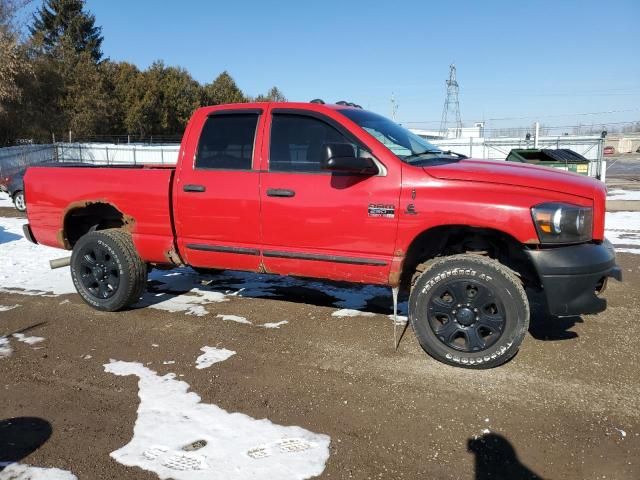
[70,229,147,311]
[13,191,26,212]
[409,254,529,369]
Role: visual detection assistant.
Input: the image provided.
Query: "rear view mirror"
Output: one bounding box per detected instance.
[321,143,378,175]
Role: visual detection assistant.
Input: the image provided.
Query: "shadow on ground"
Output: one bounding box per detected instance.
[526,288,583,341]
[0,225,21,245]
[0,417,52,470]
[468,433,543,480]
[140,267,409,316]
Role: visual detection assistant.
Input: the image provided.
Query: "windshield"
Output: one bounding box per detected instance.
[338,108,446,162]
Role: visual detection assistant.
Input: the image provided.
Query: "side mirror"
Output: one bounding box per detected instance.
[321,143,378,175]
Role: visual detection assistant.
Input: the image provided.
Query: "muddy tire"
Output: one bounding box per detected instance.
[13,191,26,212]
[70,229,147,312]
[409,254,529,369]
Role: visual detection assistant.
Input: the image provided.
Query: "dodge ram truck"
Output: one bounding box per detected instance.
[23,101,621,368]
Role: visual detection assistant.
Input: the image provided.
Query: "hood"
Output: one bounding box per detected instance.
[423,158,599,200]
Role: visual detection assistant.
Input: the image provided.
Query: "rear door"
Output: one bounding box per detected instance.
[174,108,264,271]
[259,107,400,284]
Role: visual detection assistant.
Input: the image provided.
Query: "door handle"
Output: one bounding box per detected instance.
[183,184,206,193]
[266,188,295,198]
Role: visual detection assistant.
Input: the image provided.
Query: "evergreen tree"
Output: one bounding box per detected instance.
[203,71,246,105]
[30,0,103,62]
[254,86,286,102]
[61,51,111,137]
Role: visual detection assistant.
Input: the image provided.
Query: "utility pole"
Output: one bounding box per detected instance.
[390,92,398,121]
[439,64,463,138]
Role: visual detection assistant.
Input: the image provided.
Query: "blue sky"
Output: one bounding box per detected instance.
[24,0,640,130]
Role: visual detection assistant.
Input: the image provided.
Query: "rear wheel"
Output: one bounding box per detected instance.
[13,191,26,212]
[409,254,529,369]
[70,229,147,311]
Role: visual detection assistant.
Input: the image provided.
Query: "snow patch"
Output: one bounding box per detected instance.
[607,189,640,201]
[387,314,409,325]
[614,427,627,439]
[141,289,227,316]
[195,347,236,369]
[0,463,77,479]
[332,309,375,318]
[12,333,45,345]
[605,211,640,254]
[0,304,20,312]
[216,314,252,325]
[0,218,76,296]
[260,321,288,329]
[0,191,13,208]
[0,337,12,359]
[104,360,330,479]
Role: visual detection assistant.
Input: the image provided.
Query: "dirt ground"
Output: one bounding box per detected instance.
[1,169,640,479]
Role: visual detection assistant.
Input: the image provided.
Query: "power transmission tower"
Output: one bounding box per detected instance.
[439,64,462,138]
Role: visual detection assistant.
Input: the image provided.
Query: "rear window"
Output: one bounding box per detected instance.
[195,114,259,170]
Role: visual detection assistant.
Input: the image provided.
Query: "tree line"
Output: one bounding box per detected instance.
[0,0,286,146]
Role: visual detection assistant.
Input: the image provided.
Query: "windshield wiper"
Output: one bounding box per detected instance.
[403,150,444,162]
[403,149,468,164]
[442,150,468,159]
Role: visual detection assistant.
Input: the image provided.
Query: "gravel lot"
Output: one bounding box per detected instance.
[1,168,639,479]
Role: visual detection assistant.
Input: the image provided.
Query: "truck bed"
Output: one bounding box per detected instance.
[25,165,177,263]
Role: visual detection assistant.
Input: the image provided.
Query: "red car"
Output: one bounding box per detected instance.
[23,102,621,368]
[603,146,615,156]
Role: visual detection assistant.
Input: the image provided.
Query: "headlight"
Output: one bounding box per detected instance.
[531,203,593,244]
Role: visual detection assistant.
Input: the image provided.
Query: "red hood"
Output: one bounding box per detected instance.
[423,158,600,200]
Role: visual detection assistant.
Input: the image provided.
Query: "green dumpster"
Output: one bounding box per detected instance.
[505,149,590,176]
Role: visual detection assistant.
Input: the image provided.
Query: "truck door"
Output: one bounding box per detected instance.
[174,108,264,271]
[259,108,400,284]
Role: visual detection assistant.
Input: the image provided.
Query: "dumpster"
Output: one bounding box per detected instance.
[505,149,590,176]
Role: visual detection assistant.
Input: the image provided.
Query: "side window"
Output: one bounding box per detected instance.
[195,114,259,170]
[269,114,353,172]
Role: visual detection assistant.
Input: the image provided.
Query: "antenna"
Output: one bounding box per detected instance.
[390,92,398,121]
[439,64,462,138]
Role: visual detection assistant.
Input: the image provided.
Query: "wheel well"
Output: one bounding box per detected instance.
[64,202,126,247]
[400,225,539,290]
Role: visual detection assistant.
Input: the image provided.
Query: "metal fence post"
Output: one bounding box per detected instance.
[133,146,136,165]
[160,147,164,164]
[106,145,109,165]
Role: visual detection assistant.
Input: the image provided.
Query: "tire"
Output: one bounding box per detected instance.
[13,191,26,212]
[70,229,147,312]
[409,254,529,369]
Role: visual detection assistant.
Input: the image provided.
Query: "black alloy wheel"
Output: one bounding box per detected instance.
[77,242,121,300]
[427,279,506,352]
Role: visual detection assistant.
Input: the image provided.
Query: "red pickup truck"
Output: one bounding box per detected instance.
[23,101,621,368]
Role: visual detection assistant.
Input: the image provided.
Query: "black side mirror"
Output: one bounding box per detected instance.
[321,143,378,175]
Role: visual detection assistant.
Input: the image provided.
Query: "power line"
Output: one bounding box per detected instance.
[404,108,640,124]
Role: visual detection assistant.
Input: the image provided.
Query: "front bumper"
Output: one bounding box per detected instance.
[526,239,622,316]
